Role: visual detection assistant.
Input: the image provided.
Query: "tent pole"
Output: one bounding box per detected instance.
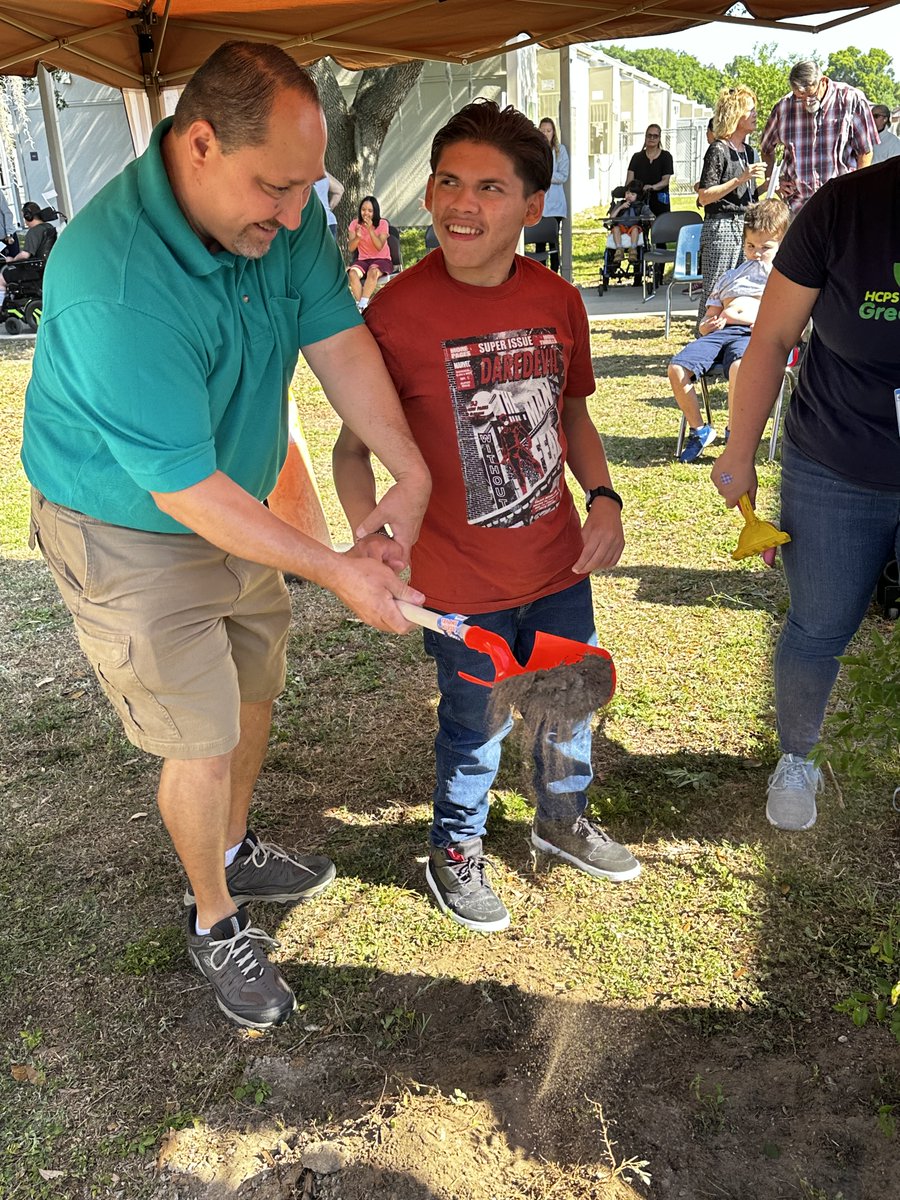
[146,83,164,126]
[37,64,74,219]
[559,48,572,282]
[137,0,168,126]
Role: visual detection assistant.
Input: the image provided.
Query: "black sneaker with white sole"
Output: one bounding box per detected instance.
[184,829,336,908]
[531,815,641,881]
[186,906,297,1030]
[425,838,510,932]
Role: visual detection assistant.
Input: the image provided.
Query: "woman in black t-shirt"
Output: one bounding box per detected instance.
[626,125,674,218]
[697,86,766,309]
[712,158,900,834]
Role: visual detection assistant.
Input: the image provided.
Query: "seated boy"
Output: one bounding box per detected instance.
[668,197,789,463]
[333,100,641,934]
[607,183,646,262]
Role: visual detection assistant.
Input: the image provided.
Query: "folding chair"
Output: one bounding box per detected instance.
[384,223,403,279]
[523,215,558,267]
[642,211,702,302]
[674,345,802,462]
[664,223,702,338]
[424,224,439,252]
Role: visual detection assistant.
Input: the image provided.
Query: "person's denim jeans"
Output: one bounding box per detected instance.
[423,579,597,847]
[775,439,900,756]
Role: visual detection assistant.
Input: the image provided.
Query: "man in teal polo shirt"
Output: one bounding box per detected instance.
[21,41,430,1030]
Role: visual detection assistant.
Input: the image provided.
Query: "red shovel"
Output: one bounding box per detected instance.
[398,601,616,692]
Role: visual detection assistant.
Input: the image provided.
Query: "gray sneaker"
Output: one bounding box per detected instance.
[184,829,336,907]
[186,906,296,1030]
[425,838,510,932]
[766,753,823,830]
[531,815,641,881]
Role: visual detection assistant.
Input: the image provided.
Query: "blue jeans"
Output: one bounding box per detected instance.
[423,579,597,847]
[775,439,900,756]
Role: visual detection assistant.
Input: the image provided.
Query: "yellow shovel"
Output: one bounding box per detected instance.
[732,494,791,563]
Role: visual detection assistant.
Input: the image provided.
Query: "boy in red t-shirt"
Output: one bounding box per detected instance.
[333,101,641,933]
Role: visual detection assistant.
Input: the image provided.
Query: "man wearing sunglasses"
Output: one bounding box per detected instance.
[760,60,877,212]
[870,104,900,164]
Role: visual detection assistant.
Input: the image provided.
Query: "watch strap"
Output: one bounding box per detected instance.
[585,485,623,512]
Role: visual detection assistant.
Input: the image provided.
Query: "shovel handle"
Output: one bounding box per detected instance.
[737,493,757,524]
[397,601,471,641]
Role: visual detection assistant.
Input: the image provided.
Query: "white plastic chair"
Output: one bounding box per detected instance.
[665,223,702,338]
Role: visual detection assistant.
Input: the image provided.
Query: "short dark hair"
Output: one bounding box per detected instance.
[173,41,319,153]
[872,104,891,120]
[357,195,381,226]
[743,197,790,241]
[430,99,552,195]
[22,201,43,222]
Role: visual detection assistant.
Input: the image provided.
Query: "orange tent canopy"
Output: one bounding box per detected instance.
[0,1,895,93]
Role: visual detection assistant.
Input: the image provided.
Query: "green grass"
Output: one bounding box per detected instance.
[1,322,897,1199]
[0,346,34,557]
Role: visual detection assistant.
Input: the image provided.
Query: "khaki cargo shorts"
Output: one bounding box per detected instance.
[29,489,291,760]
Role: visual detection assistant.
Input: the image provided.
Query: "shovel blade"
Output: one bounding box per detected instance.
[525,632,615,677]
[459,625,616,696]
[460,625,526,687]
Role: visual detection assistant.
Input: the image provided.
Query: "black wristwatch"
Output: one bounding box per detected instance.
[585,485,623,512]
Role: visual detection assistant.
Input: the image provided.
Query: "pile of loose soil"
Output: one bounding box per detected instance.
[488,653,615,738]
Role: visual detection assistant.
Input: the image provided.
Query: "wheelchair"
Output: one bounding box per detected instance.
[598,187,652,294]
[0,205,63,334]
[1,259,47,334]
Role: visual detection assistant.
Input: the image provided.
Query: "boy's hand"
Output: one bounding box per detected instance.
[349,531,407,574]
[573,500,624,574]
[700,313,725,333]
[354,474,431,570]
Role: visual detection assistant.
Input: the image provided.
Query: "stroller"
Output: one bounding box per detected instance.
[1,205,63,334]
[599,187,653,294]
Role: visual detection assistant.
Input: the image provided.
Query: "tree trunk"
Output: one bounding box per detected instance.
[308,60,424,257]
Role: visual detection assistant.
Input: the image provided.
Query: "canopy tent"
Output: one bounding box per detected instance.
[1,1,898,116]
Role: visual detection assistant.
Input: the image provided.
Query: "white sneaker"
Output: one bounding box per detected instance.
[766,753,823,831]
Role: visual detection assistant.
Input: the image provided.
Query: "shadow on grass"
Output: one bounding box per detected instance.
[605,564,784,611]
[606,324,681,342]
[600,433,688,466]
[591,352,667,375]
[638,390,728,412]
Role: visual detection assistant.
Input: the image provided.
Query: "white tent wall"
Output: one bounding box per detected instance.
[14,72,135,216]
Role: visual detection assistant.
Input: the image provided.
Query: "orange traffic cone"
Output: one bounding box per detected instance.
[267,395,332,547]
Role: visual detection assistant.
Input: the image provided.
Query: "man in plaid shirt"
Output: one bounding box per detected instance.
[761,59,877,213]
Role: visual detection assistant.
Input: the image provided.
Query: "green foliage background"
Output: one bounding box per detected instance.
[601,41,900,118]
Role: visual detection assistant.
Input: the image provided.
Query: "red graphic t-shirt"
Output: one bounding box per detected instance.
[364,250,597,613]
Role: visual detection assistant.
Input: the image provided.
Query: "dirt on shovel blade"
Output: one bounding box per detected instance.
[487,654,615,738]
